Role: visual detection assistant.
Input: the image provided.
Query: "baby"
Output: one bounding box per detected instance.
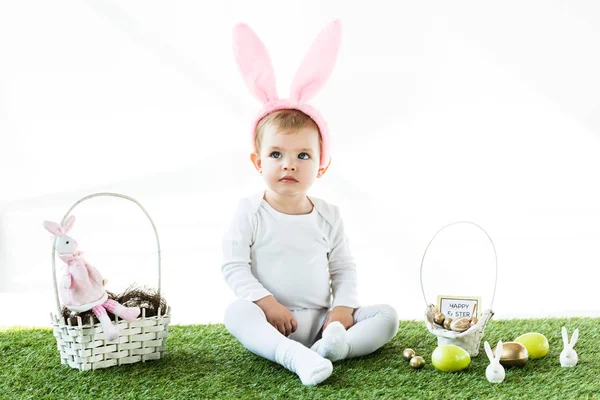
[222,21,399,386]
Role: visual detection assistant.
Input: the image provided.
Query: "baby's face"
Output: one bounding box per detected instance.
[257,124,322,198]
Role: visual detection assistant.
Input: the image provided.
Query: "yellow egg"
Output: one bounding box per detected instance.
[431,344,471,372]
[514,332,549,359]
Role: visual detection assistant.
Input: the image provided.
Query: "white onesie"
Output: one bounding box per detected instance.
[222,191,399,381]
[222,191,359,311]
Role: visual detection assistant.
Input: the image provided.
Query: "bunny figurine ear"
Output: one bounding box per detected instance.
[63,215,76,233]
[562,326,569,347]
[495,341,503,361]
[43,221,63,237]
[233,23,279,104]
[290,20,342,103]
[484,341,494,361]
[570,328,579,347]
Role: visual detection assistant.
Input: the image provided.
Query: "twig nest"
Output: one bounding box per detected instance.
[61,285,167,325]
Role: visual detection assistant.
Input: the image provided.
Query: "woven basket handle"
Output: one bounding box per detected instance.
[419,221,498,310]
[51,193,162,316]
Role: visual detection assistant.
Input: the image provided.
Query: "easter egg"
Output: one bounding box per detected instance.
[514,332,549,359]
[450,317,471,332]
[402,348,416,360]
[493,342,529,367]
[409,356,425,369]
[431,344,471,372]
[443,318,452,330]
[433,312,446,326]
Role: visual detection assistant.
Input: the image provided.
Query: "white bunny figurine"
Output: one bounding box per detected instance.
[44,215,141,340]
[484,340,505,383]
[560,326,579,367]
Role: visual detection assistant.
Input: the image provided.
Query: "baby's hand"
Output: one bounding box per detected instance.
[254,295,298,337]
[323,306,355,331]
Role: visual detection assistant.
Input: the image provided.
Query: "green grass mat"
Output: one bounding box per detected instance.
[1,318,599,399]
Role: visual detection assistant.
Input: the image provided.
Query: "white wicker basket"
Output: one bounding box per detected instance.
[49,193,171,371]
[419,221,498,357]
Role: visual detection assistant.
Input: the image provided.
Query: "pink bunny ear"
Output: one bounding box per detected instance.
[63,215,76,233]
[233,23,279,104]
[290,20,342,103]
[43,221,63,236]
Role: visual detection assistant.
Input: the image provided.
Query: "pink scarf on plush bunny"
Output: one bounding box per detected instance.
[233,20,342,168]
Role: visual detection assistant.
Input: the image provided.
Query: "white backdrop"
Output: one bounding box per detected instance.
[1,1,600,327]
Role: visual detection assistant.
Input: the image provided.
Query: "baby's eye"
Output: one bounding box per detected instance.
[298,153,310,160]
[270,151,282,159]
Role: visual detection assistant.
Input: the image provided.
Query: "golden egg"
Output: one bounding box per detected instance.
[402,348,416,360]
[493,341,529,367]
[443,318,452,330]
[409,356,425,369]
[433,312,446,325]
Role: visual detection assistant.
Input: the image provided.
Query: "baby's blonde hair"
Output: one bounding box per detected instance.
[255,109,321,152]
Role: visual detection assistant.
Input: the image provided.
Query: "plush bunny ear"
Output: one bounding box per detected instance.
[63,215,76,233]
[484,341,494,362]
[562,326,569,347]
[43,221,63,237]
[290,20,342,103]
[233,23,279,104]
[495,341,503,362]
[570,328,579,347]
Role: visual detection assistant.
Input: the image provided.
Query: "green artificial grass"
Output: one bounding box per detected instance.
[1,318,599,399]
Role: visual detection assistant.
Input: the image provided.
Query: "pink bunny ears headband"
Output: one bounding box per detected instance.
[232,20,342,168]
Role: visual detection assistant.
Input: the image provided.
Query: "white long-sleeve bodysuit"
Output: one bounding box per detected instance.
[222,191,359,311]
[222,191,399,369]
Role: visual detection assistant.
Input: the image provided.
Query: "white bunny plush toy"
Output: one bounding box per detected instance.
[560,326,579,367]
[484,340,505,383]
[44,215,140,341]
